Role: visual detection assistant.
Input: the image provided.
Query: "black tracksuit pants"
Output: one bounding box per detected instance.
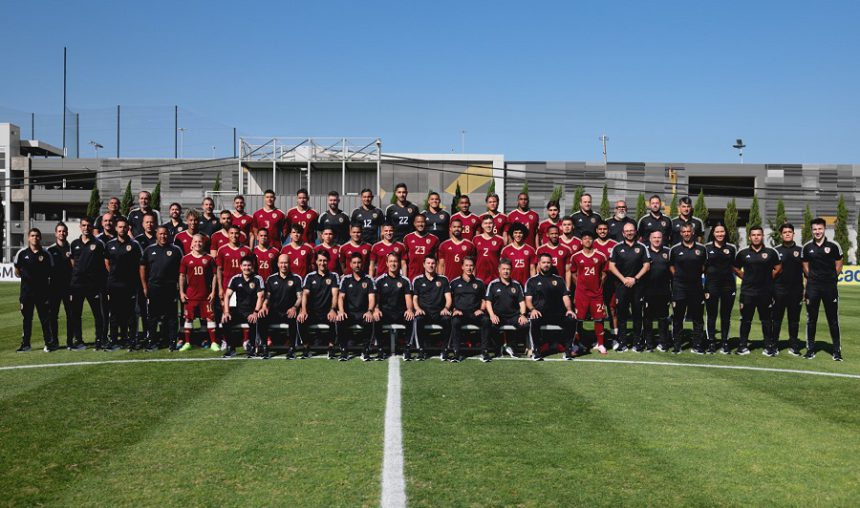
[20,293,52,347]
[772,288,803,350]
[805,284,841,353]
[738,293,774,351]
[69,287,106,345]
[705,285,736,346]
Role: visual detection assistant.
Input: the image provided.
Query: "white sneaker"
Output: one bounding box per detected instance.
[242,340,250,351]
[505,346,516,358]
[596,345,608,355]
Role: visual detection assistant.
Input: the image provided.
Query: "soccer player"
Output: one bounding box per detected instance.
[473,215,504,285]
[704,223,737,354]
[133,212,158,345]
[128,191,161,237]
[139,226,183,351]
[802,218,843,360]
[280,224,314,279]
[482,193,508,239]
[162,202,186,241]
[315,226,342,274]
[483,259,529,361]
[369,223,407,277]
[199,196,221,236]
[14,228,54,352]
[404,214,440,281]
[47,223,73,350]
[536,200,563,246]
[638,195,672,246]
[734,226,781,356]
[221,257,265,358]
[500,223,537,286]
[451,195,480,241]
[536,224,572,281]
[558,217,582,255]
[97,213,117,244]
[507,192,540,247]
[260,254,303,357]
[526,253,577,361]
[606,200,636,242]
[609,222,650,352]
[437,218,476,280]
[339,224,372,274]
[69,217,107,350]
[422,191,451,242]
[298,251,341,359]
[216,225,254,305]
[373,252,414,359]
[446,256,486,362]
[570,231,610,354]
[253,229,280,280]
[286,188,319,246]
[230,195,253,241]
[351,188,384,245]
[104,217,142,350]
[669,223,707,354]
[570,193,603,238]
[773,223,804,356]
[643,231,671,352]
[318,190,351,245]
[211,210,248,256]
[174,209,209,255]
[252,189,287,249]
[386,183,419,242]
[337,253,377,361]
[179,234,218,351]
[671,196,705,243]
[409,255,452,361]
[593,221,619,336]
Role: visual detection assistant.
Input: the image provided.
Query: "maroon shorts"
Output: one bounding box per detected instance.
[574,294,607,320]
[184,299,214,321]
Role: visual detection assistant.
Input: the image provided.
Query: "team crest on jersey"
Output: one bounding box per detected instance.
[723,248,730,255]
[396,281,403,288]
[373,212,380,219]
[436,280,442,287]
[362,249,368,255]
[661,221,667,227]
[325,278,332,285]
[166,250,173,256]
[551,280,558,286]
[492,241,497,246]
[271,212,277,218]
[662,253,668,259]
[300,250,306,255]
[461,245,467,251]
[590,217,596,223]
[89,244,96,251]
[472,283,478,289]
[361,282,368,289]
[634,247,640,254]
[126,244,132,252]
[793,251,800,257]
[762,252,768,259]
[306,213,312,219]
[202,258,208,265]
[241,219,247,225]
[37,255,43,262]
[426,238,431,245]
[249,282,255,289]
[287,280,294,286]
[824,247,831,254]
[338,217,344,223]
[510,287,517,293]
[408,207,415,214]
[695,249,701,256]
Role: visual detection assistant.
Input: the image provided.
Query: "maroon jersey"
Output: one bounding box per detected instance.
[500,243,537,286]
[482,212,508,237]
[507,209,540,247]
[438,238,476,279]
[231,212,253,237]
[451,212,481,241]
[315,243,342,274]
[536,218,562,246]
[370,241,407,272]
[571,250,608,298]
[473,234,504,285]
[253,246,279,280]
[210,230,247,254]
[404,232,440,281]
[280,243,314,279]
[286,207,319,245]
[560,235,583,256]
[593,239,618,260]
[216,245,253,289]
[252,208,288,248]
[174,230,209,255]
[180,253,216,301]
[537,242,572,277]
[339,242,372,274]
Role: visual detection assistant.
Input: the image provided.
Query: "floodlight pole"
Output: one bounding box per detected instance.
[376,139,382,208]
[600,133,609,167]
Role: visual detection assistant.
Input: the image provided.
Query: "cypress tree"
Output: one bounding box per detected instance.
[599,184,610,218]
[747,194,762,240]
[151,180,162,212]
[694,189,708,225]
[636,193,647,222]
[571,186,585,216]
[768,198,787,246]
[451,182,462,211]
[669,192,678,217]
[549,185,563,203]
[86,185,102,220]
[120,180,133,217]
[834,194,851,263]
[486,179,495,196]
[801,204,813,244]
[724,198,739,245]
[212,172,222,192]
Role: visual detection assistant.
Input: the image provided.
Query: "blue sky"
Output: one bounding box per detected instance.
[2,0,859,162]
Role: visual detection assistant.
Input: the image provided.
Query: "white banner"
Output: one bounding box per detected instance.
[0,263,20,282]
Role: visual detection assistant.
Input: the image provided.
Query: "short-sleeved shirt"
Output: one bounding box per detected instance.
[671,216,705,241]
[180,253,216,300]
[302,271,340,314]
[802,239,843,288]
[570,250,608,298]
[669,242,706,297]
[199,214,221,236]
[451,212,481,241]
[484,278,525,320]
[423,208,451,242]
[252,208,288,248]
[351,206,385,245]
[210,230,247,253]
[128,207,162,237]
[638,212,673,246]
[227,274,264,314]
[404,232,440,281]
[570,210,603,238]
[230,213,253,237]
[96,233,116,246]
[593,239,617,260]
[317,210,351,245]
[411,274,450,315]
[705,242,738,290]
[536,243,572,278]
[536,218,562,246]
[370,241,407,272]
[161,220,186,241]
[500,244,537,286]
[286,207,320,245]
[279,243,314,279]
[315,243,342,274]
[450,276,485,314]
[559,235,583,256]
[265,272,303,313]
[339,242,372,274]
[386,202,420,242]
[70,237,107,291]
[438,238,476,280]
[473,234,504,285]
[774,242,804,293]
[141,243,183,289]
[253,246,280,280]
[105,238,143,290]
[481,212,508,237]
[174,230,209,255]
[375,273,412,317]
[506,209,540,246]
[610,241,651,278]
[644,246,672,296]
[14,247,53,298]
[134,233,157,250]
[606,216,637,242]
[339,273,375,317]
[525,272,569,316]
[216,245,253,288]
[47,242,72,289]
[735,246,781,297]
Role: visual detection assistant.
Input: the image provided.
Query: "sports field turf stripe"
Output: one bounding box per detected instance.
[381,356,407,508]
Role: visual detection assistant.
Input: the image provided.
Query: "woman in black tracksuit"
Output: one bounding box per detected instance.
[704,223,738,354]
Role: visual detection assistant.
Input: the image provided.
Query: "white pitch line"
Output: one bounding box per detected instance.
[381,355,407,508]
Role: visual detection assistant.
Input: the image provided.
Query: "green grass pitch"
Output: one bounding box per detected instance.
[1,282,859,506]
